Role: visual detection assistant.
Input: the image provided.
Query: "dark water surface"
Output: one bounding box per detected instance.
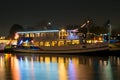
[0,53,120,80]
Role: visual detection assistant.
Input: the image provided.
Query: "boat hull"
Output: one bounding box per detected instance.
[12,46,109,54]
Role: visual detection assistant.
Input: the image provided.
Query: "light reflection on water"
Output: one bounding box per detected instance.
[0,53,120,80]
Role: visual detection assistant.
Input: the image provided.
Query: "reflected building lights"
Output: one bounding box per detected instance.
[0,56,4,67]
[102,60,113,80]
[0,56,5,80]
[24,56,30,72]
[109,56,120,66]
[30,57,35,80]
[20,57,23,62]
[104,61,108,66]
[51,57,57,63]
[11,56,21,80]
[58,63,67,80]
[45,57,50,63]
[117,57,120,65]
[31,57,33,62]
[25,57,28,63]
[40,57,44,62]
[68,61,77,80]
[72,57,79,64]
[36,56,39,62]
[58,57,64,63]
[89,58,92,66]
[1,54,119,80]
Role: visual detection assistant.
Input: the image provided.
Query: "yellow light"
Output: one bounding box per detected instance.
[98,37,102,41]
[94,40,98,43]
[61,29,65,32]
[87,20,90,23]
[31,40,34,43]
[14,33,19,39]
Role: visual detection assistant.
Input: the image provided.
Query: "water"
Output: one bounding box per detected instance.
[0,53,120,80]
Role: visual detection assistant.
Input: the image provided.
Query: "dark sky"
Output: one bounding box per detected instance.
[0,0,120,36]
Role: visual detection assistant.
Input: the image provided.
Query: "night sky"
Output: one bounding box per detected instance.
[0,0,120,36]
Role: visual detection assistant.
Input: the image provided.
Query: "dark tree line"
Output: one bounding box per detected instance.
[7,24,24,39]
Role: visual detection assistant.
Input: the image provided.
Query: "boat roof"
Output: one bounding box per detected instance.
[17,30,59,34]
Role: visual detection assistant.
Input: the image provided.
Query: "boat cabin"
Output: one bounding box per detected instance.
[15,29,80,47]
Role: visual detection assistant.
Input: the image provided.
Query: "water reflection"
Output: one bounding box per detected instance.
[0,53,120,80]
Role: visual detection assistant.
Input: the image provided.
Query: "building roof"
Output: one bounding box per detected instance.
[17,30,59,34]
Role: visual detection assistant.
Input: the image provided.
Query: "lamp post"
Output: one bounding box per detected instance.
[108,24,111,44]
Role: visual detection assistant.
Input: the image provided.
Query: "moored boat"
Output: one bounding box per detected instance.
[12,28,109,54]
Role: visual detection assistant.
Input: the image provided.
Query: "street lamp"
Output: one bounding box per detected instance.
[108,24,111,44]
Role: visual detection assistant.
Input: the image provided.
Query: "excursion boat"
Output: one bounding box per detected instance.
[12,29,109,53]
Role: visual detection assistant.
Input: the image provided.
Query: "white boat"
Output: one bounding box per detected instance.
[12,29,109,54]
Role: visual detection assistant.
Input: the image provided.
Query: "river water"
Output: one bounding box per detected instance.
[0,53,120,80]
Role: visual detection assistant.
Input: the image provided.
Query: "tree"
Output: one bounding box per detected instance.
[7,24,24,39]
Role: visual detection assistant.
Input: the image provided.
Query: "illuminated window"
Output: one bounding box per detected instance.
[66,40,71,45]
[23,42,30,46]
[25,33,29,37]
[41,33,44,37]
[35,33,40,37]
[19,33,24,37]
[87,40,92,43]
[40,42,44,46]
[58,41,64,46]
[44,41,50,46]
[98,37,102,41]
[72,40,79,44]
[30,33,34,37]
[51,41,57,46]
[34,42,39,46]
[83,40,86,43]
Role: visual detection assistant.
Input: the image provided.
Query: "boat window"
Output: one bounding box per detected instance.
[23,42,30,46]
[51,41,57,46]
[41,33,43,37]
[34,42,39,46]
[40,42,44,46]
[25,33,29,37]
[72,40,79,45]
[66,40,71,45]
[35,33,40,37]
[44,41,50,46]
[30,33,35,37]
[58,41,64,46]
[87,40,92,44]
